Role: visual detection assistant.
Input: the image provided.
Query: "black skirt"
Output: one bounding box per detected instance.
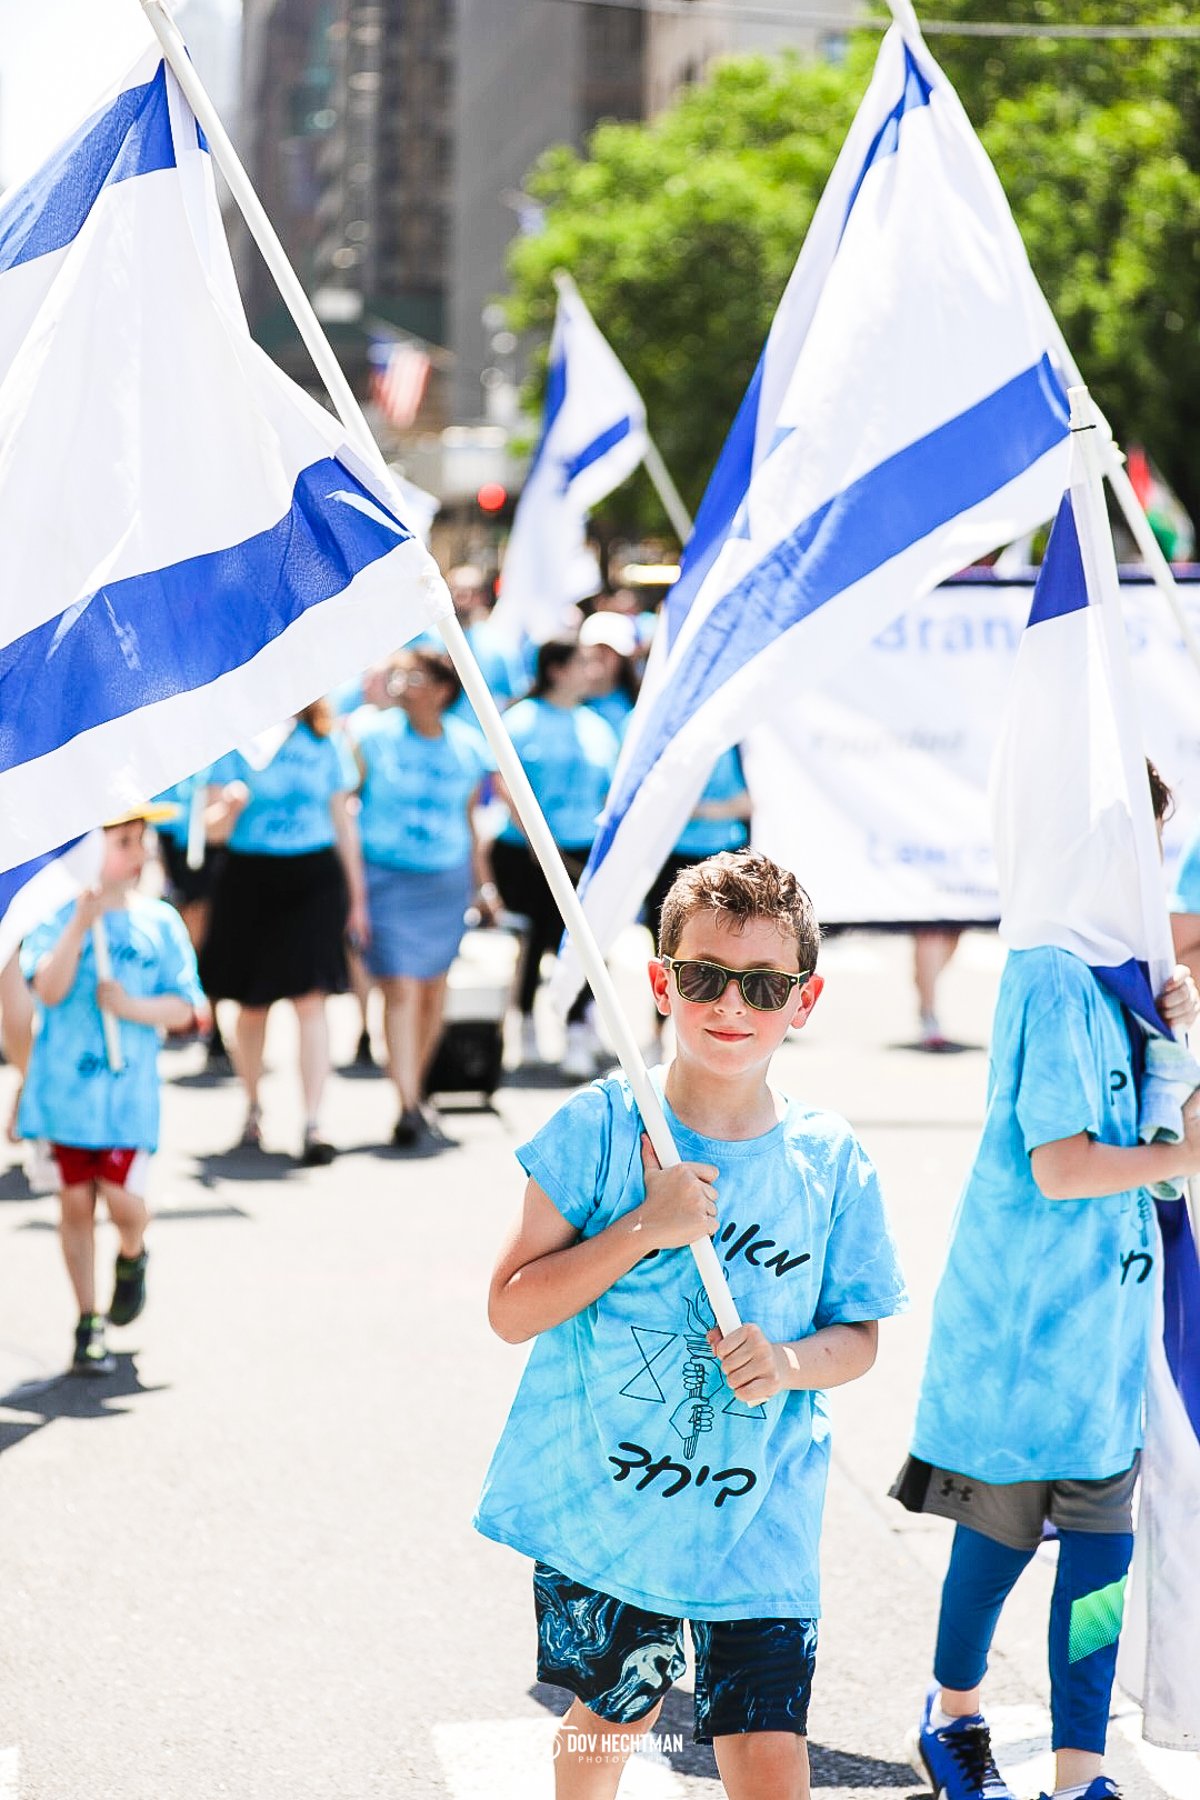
[200,847,349,1005]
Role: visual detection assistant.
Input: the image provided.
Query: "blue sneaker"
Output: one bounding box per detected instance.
[908,1688,1017,1800]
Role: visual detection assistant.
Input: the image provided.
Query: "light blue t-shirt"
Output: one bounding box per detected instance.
[18,897,204,1152]
[1170,830,1200,913]
[209,725,357,857]
[475,1073,907,1620]
[585,688,636,743]
[354,710,492,873]
[674,748,751,858]
[496,699,619,850]
[911,946,1154,1484]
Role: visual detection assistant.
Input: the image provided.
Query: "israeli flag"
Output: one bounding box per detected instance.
[994,405,1200,1750]
[491,273,647,647]
[553,17,1072,1001]
[0,44,446,882]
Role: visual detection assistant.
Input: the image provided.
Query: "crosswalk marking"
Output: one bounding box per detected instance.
[0,1746,20,1800]
[988,1702,1056,1796]
[430,1719,688,1798]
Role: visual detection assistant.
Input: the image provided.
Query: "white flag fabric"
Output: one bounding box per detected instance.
[992,427,1200,1749]
[0,43,447,880]
[0,836,103,971]
[990,464,1175,1030]
[491,274,647,647]
[552,17,1071,1005]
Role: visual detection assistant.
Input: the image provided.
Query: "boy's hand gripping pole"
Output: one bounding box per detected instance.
[137,0,742,1337]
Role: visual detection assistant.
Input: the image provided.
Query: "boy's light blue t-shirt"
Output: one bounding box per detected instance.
[354,711,492,873]
[209,725,357,857]
[475,1073,908,1621]
[674,748,751,858]
[912,946,1154,1484]
[18,897,204,1152]
[496,700,618,850]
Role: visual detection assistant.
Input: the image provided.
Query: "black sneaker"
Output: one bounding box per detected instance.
[108,1249,148,1327]
[354,1030,374,1068]
[72,1313,117,1377]
[391,1109,422,1148]
[301,1129,336,1167]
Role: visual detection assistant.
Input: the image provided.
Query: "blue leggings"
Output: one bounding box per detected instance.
[933,1524,1134,1753]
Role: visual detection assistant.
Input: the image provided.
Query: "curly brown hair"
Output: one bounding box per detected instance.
[657,850,820,972]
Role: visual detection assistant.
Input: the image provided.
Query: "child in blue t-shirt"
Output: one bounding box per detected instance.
[18,807,205,1377]
[894,765,1200,1800]
[477,850,907,1798]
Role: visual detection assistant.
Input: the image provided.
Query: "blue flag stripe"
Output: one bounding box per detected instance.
[1028,493,1088,626]
[0,838,85,920]
[1093,959,1169,1037]
[0,63,176,277]
[663,350,765,651]
[1157,1199,1200,1439]
[0,460,411,774]
[562,416,633,487]
[523,342,570,489]
[590,354,1069,873]
[841,44,934,235]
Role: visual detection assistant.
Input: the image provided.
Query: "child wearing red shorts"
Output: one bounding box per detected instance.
[18,807,204,1374]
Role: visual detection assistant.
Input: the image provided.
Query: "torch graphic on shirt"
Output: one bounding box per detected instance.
[670,1288,722,1460]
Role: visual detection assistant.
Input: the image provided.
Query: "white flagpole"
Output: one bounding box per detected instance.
[90,919,125,1074]
[137,0,741,1335]
[642,435,693,547]
[185,783,206,872]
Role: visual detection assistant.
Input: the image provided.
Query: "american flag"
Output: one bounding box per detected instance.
[368,335,431,431]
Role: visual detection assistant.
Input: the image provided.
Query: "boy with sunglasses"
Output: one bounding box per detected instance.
[477,849,907,1799]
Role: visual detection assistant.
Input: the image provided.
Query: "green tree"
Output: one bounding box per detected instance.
[507,12,1200,539]
[505,52,870,536]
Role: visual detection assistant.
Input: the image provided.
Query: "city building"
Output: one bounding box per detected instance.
[645,0,858,117]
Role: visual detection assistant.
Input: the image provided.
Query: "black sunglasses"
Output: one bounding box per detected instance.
[660,955,811,1013]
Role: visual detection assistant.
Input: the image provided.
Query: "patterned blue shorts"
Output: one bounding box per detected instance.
[533,1562,817,1744]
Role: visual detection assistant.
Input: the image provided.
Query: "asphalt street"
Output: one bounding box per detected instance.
[2,930,1199,1800]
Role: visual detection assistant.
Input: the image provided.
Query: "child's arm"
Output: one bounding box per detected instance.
[31,892,103,1006]
[1031,1091,1200,1199]
[488,1136,719,1344]
[706,1320,878,1406]
[95,983,195,1031]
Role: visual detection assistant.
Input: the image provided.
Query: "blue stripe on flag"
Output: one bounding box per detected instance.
[524,343,570,488]
[0,63,175,276]
[0,459,411,773]
[1093,958,1169,1036]
[0,837,84,920]
[591,354,1069,870]
[1157,1197,1200,1440]
[664,350,765,650]
[842,44,934,234]
[562,416,633,488]
[1028,493,1088,625]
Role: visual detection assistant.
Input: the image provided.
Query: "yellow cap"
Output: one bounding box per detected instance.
[103,800,182,829]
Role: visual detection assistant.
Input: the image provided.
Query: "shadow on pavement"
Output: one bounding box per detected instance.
[0,1353,169,1457]
[501,1067,573,1091]
[0,1163,34,1202]
[192,1148,301,1184]
[890,1038,981,1057]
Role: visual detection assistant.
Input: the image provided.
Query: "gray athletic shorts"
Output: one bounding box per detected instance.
[889,1454,1139,1552]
